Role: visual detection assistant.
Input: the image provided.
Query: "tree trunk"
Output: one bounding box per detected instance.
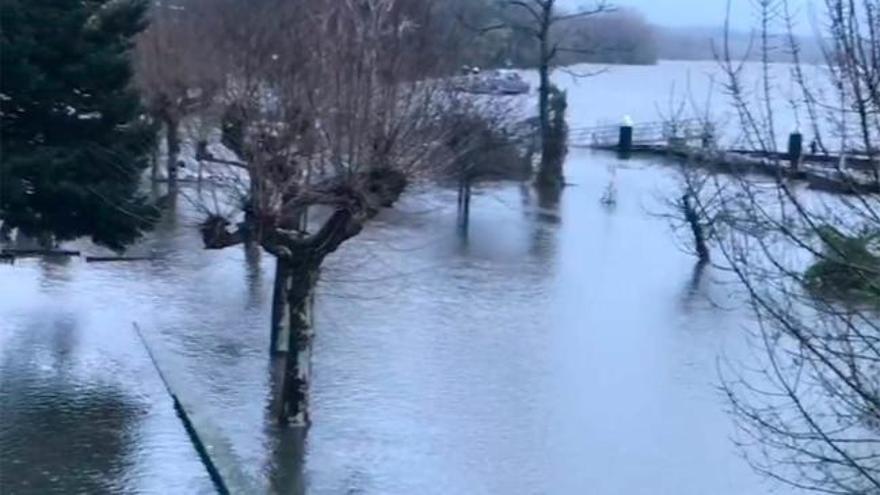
[165,117,180,191]
[537,61,552,178]
[535,13,563,189]
[269,211,308,355]
[270,258,292,354]
[151,143,160,183]
[278,259,319,426]
[683,194,710,262]
[463,179,471,224]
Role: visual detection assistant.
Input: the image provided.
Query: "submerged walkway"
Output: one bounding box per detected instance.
[134,323,261,494]
[570,120,879,195]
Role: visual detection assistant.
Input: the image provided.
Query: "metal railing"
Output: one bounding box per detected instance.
[568,119,706,148]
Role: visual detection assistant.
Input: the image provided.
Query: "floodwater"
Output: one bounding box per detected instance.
[1,61,801,494]
[530,59,832,149]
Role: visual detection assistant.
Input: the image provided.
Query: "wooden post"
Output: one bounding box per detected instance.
[788,132,803,172]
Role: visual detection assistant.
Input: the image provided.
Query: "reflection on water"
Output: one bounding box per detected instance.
[681,260,711,308]
[0,299,213,494]
[305,150,786,495]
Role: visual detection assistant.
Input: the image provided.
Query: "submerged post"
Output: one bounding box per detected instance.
[788,132,803,172]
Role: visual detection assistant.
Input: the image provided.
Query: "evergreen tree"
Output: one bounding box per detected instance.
[1,0,157,250]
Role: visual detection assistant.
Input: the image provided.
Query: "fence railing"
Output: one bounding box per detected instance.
[569,119,707,148]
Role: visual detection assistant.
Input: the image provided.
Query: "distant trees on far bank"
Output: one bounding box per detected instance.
[450,0,829,68]
[450,2,658,69]
[553,9,658,66]
[654,26,825,64]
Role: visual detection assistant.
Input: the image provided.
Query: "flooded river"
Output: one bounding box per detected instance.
[1,61,800,494]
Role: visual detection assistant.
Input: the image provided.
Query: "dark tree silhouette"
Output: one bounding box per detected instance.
[1,0,158,251]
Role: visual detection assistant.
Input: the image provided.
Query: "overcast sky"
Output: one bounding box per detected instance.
[562,0,815,33]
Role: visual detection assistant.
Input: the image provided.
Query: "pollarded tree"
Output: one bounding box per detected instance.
[0,0,157,250]
[196,0,513,425]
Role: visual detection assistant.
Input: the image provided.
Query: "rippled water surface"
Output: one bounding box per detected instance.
[1,61,801,495]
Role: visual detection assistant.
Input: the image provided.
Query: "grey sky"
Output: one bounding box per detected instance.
[563,0,814,33]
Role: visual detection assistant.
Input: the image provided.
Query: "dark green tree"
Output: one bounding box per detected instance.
[1,0,157,250]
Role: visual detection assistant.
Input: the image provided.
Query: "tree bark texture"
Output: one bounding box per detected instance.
[683,193,710,262]
[270,258,292,354]
[278,258,319,426]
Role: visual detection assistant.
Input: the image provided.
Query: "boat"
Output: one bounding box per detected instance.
[453,69,530,95]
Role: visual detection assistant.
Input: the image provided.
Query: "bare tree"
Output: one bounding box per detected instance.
[660,163,730,263]
[687,1,880,492]
[653,77,729,264]
[134,0,219,190]
[191,0,512,426]
[480,0,612,188]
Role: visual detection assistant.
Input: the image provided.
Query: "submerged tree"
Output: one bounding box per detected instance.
[0,0,157,250]
[654,78,728,264]
[194,0,509,425]
[133,0,219,189]
[477,0,612,189]
[660,162,729,263]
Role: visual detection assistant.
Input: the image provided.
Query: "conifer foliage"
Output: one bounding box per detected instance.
[1,0,157,250]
